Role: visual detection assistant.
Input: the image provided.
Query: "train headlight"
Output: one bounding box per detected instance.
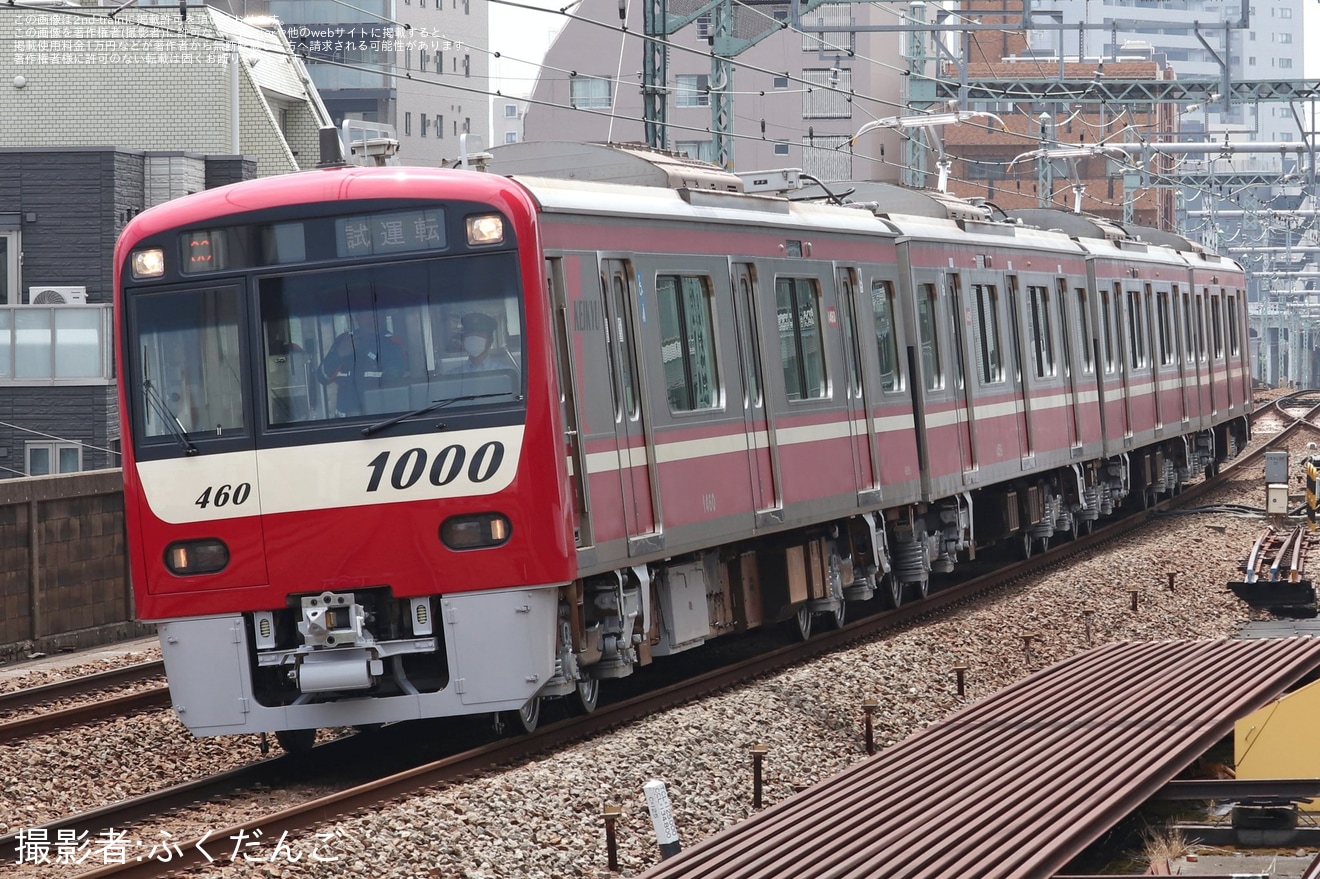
[440,513,512,549]
[466,214,504,246]
[131,248,166,279]
[164,539,230,575]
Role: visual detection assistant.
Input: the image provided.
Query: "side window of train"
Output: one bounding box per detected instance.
[1227,294,1241,356]
[871,280,901,392]
[1100,286,1117,375]
[1156,288,1175,366]
[1027,284,1054,379]
[916,283,943,391]
[1075,287,1094,375]
[775,276,828,401]
[1196,292,1207,361]
[1211,294,1224,359]
[1126,289,1146,369]
[656,274,720,412]
[602,270,640,422]
[1182,291,1195,364]
[972,283,1003,384]
[736,272,762,407]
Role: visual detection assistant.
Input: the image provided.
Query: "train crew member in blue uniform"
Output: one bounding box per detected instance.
[318,308,408,416]
[451,311,514,373]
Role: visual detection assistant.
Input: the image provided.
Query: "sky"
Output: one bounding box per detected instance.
[488,0,567,96]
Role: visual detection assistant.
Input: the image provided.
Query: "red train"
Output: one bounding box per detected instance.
[114,146,1250,750]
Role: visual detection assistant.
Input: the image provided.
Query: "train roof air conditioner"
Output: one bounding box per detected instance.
[28,286,87,305]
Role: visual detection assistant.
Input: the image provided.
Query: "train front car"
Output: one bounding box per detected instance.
[114,167,575,748]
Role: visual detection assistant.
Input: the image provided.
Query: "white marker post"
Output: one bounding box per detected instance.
[643,779,682,860]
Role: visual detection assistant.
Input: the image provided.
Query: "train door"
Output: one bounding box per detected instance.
[837,266,879,494]
[1005,276,1034,458]
[600,258,658,545]
[1055,278,1081,449]
[547,257,592,548]
[732,262,781,523]
[1144,284,1162,430]
[945,273,976,473]
[1172,285,1191,426]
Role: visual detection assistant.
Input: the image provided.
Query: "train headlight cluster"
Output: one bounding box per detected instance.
[131,248,166,279]
[163,539,230,575]
[441,513,511,549]
[465,214,504,246]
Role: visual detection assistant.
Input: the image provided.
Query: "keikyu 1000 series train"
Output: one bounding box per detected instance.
[114,144,1250,750]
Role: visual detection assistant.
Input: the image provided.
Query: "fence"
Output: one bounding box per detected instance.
[0,469,150,662]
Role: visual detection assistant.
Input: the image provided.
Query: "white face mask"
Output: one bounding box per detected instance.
[463,335,488,358]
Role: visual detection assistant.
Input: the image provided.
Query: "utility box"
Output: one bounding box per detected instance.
[1267,483,1290,515]
[1265,451,1290,485]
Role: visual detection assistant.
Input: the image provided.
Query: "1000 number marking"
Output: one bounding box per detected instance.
[366,442,505,492]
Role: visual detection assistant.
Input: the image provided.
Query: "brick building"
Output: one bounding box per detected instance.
[939,0,1178,230]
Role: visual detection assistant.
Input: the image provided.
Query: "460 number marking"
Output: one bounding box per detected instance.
[366,442,506,492]
[195,483,252,509]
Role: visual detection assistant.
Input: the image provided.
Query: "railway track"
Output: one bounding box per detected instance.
[0,662,167,744]
[9,393,1314,878]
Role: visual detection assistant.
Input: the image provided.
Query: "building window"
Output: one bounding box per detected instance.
[505,131,518,144]
[773,142,790,156]
[801,2,855,53]
[676,140,715,162]
[801,134,852,181]
[463,117,471,133]
[570,75,612,109]
[463,54,470,77]
[773,75,789,90]
[676,73,710,107]
[27,441,81,476]
[0,231,20,305]
[695,12,711,38]
[656,275,719,412]
[437,114,444,138]
[1275,32,1293,43]
[419,49,428,72]
[504,103,518,118]
[802,68,852,118]
[421,113,429,137]
[404,112,412,136]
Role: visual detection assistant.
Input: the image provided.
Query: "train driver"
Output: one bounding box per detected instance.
[450,311,515,373]
[317,308,409,416]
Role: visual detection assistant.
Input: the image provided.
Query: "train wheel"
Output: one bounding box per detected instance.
[914,578,929,600]
[573,678,600,715]
[1019,533,1034,560]
[275,728,316,754]
[503,696,541,735]
[884,575,904,609]
[1038,536,1051,554]
[1080,518,1094,536]
[826,599,847,630]
[792,605,813,641]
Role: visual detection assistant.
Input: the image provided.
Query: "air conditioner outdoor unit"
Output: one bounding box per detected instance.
[28,286,87,305]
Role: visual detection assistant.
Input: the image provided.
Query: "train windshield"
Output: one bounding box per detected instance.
[129,251,524,446]
[259,253,523,426]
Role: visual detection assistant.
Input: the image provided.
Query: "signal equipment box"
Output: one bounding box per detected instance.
[1265,451,1290,485]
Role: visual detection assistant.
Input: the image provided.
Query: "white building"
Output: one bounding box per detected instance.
[525,0,909,180]
[3,5,329,174]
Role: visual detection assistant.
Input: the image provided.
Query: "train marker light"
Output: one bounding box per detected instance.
[441,512,512,549]
[164,538,229,574]
[131,248,166,279]
[466,214,504,246]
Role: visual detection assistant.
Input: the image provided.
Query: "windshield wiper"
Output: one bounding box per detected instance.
[362,392,519,437]
[143,380,198,455]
